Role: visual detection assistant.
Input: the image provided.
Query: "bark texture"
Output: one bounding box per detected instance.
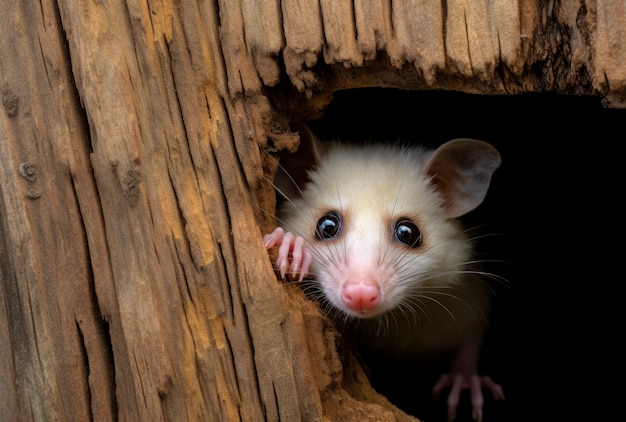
[0,1,623,421]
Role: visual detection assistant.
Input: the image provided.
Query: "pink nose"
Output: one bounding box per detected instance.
[341,281,381,312]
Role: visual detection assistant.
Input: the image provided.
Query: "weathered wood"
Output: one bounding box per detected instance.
[0,1,114,421]
[272,0,626,102]
[1,0,625,421]
[593,1,626,106]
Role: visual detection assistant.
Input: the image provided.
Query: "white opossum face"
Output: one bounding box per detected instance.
[279,141,497,319]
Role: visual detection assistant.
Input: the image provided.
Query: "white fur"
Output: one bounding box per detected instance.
[278,142,491,356]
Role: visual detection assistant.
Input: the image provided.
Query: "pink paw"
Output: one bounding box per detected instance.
[432,373,504,422]
[263,227,312,282]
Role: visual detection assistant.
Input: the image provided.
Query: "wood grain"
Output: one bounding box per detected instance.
[1,0,624,421]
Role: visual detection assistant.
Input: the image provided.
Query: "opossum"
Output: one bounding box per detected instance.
[264,125,504,421]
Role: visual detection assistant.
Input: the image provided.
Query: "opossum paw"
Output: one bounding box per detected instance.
[432,373,504,422]
[264,227,311,281]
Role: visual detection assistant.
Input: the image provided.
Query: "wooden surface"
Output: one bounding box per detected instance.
[1,1,623,421]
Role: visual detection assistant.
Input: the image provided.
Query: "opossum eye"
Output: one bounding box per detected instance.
[316,211,342,240]
[393,218,422,248]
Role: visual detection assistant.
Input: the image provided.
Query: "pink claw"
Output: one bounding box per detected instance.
[263,227,311,281]
[433,372,505,422]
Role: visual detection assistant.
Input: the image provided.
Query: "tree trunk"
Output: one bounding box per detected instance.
[0,1,622,421]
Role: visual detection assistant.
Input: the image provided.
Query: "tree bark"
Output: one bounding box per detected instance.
[1,1,623,421]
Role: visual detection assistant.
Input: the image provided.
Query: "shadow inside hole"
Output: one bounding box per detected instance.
[297,88,619,421]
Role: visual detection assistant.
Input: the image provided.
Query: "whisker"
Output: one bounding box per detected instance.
[263,149,305,198]
[261,175,300,210]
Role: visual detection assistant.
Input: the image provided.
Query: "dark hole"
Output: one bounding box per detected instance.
[299,88,620,421]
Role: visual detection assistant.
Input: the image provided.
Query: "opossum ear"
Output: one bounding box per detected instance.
[273,121,328,201]
[293,121,329,166]
[424,138,501,218]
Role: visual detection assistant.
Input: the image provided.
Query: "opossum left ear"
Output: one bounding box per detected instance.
[423,138,501,218]
[273,121,328,201]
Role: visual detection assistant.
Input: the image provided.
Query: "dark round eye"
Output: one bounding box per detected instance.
[316,211,342,241]
[393,218,422,248]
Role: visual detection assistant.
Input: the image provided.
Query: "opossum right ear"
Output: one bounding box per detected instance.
[273,121,327,201]
[423,138,501,219]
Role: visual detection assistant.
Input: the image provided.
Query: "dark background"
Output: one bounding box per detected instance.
[302,88,620,421]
